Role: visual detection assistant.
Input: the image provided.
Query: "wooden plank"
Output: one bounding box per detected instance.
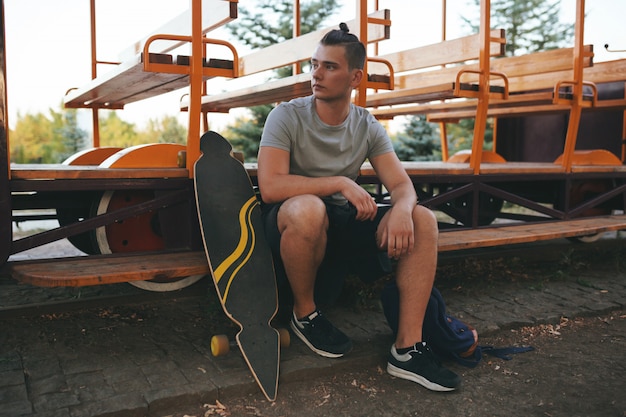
[192,71,391,113]
[238,9,390,77]
[425,60,626,122]
[368,46,594,111]
[11,216,626,287]
[9,251,210,287]
[379,29,505,74]
[118,0,238,60]
[360,161,473,177]
[15,159,623,182]
[10,164,188,180]
[428,98,626,122]
[64,53,234,109]
[478,162,565,174]
[197,29,505,113]
[438,215,626,252]
[191,72,312,112]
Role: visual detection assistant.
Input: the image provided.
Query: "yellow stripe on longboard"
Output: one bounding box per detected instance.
[213,196,258,302]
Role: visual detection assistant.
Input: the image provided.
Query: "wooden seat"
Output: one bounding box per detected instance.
[186,69,392,113]
[422,59,626,122]
[10,215,626,287]
[370,45,595,118]
[438,215,626,252]
[64,0,239,110]
[362,29,507,110]
[10,164,189,180]
[64,51,236,110]
[9,251,209,287]
[182,9,392,113]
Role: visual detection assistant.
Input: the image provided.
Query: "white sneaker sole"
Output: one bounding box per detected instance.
[387,362,457,392]
[290,320,345,359]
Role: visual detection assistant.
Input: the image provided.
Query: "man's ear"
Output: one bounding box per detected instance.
[351,69,364,88]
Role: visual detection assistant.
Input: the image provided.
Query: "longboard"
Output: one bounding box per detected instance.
[193,131,280,401]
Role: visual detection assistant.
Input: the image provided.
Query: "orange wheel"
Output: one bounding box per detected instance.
[278,328,291,348]
[57,148,122,255]
[211,334,231,357]
[95,190,164,254]
[93,144,204,291]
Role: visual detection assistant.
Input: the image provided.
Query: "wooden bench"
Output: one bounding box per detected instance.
[64,0,238,110]
[117,0,238,61]
[369,46,595,119]
[10,164,189,181]
[181,9,392,113]
[10,214,626,287]
[364,29,507,109]
[426,58,626,122]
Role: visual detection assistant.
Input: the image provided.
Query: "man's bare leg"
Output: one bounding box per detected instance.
[384,205,461,391]
[276,194,328,318]
[384,205,439,348]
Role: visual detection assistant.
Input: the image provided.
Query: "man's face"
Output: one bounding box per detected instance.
[310,44,362,103]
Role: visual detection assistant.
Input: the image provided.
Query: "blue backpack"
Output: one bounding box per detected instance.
[381,282,533,367]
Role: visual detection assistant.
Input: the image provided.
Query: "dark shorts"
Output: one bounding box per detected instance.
[261,200,392,306]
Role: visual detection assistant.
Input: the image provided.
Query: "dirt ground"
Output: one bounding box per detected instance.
[167,239,626,417]
[4,235,626,417]
[172,310,626,417]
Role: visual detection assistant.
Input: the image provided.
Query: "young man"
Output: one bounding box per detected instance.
[257,24,461,392]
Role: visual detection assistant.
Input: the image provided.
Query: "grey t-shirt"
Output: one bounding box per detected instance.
[260,95,394,205]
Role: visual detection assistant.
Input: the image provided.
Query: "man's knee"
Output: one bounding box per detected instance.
[277,195,328,235]
[413,205,438,237]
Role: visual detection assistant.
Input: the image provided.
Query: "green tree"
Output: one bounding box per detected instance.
[99,111,139,148]
[224,0,341,157]
[10,112,57,163]
[437,0,574,158]
[445,118,494,154]
[224,106,272,162]
[50,105,88,161]
[139,116,188,144]
[393,116,442,161]
[462,0,574,56]
[228,0,339,51]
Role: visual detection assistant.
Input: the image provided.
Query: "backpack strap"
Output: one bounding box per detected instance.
[481,345,535,360]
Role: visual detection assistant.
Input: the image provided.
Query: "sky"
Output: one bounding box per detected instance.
[3,0,625,133]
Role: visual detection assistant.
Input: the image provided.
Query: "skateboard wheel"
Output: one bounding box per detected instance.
[278,328,290,348]
[211,334,231,357]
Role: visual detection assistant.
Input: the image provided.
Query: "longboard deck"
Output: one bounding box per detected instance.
[194,131,280,401]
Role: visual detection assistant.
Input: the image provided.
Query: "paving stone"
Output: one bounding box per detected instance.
[28,373,68,397]
[0,369,25,387]
[68,392,146,417]
[22,358,62,380]
[0,351,23,372]
[65,371,116,403]
[0,400,33,417]
[2,256,625,417]
[141,360,189,389]
[144,383,218,414]
[32,391,80,414]
[0,383,28,404]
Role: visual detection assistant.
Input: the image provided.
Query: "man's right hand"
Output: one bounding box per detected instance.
[340,178,378,221]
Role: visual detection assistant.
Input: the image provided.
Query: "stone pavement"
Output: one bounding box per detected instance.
[1,244,626,417]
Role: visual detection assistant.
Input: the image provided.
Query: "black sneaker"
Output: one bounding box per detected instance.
[387,342,461,391]
[290,310,352,358]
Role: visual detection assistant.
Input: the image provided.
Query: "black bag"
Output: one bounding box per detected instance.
[381,282,533,367]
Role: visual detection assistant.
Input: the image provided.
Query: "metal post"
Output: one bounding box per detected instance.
[0,0,11,264]
[89,0,100,147]
[469,0,491,174]
[186,0,203,177]
[559,0,585,172]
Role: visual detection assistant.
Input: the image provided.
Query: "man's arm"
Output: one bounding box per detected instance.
[370,152,418,258]
[257,146,378,220]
